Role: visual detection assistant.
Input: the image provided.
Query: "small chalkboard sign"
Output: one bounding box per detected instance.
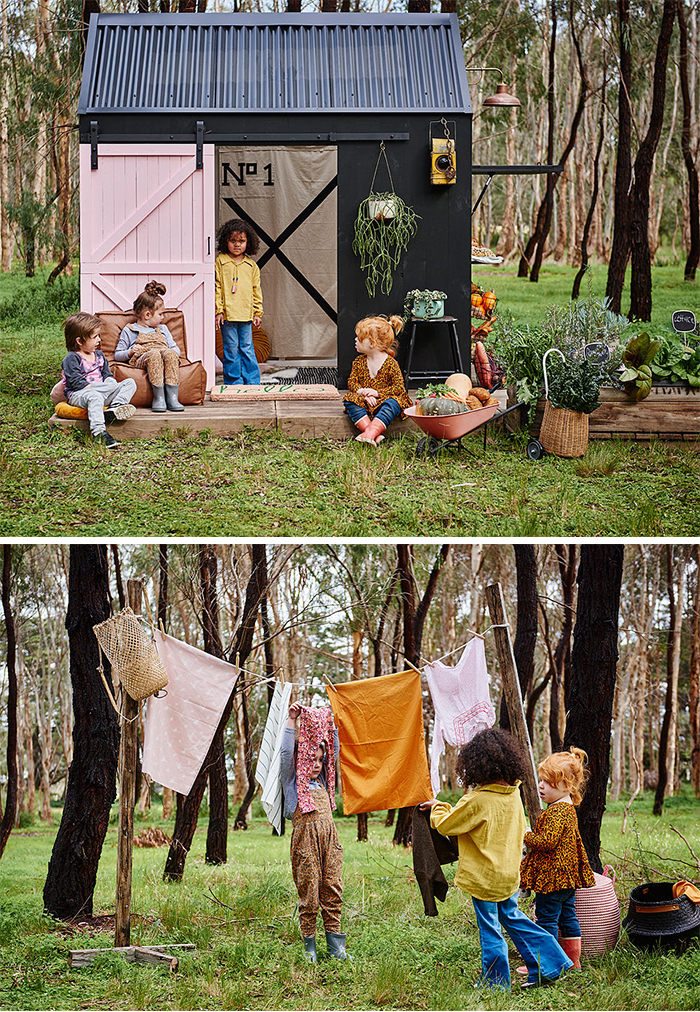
[672,310,697,333]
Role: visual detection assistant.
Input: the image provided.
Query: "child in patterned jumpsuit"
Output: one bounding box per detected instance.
[280,700,346,962]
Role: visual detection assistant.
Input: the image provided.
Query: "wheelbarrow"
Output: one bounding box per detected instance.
[404,397,525,458]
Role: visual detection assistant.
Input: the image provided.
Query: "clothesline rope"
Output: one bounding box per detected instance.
[421,622,509,668]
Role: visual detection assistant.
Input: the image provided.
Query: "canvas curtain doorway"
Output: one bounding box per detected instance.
[217,146,337,363]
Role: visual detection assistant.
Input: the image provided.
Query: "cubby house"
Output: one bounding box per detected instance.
[78,11,474,389]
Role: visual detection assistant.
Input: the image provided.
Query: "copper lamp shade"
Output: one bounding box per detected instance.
[482,82,521,108]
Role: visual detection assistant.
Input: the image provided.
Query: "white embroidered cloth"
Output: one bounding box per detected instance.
[425,637,496,794]
[254,680,293,833]
[142,631,237,795]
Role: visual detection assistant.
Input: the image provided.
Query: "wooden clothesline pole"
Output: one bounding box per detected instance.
[484,581,541,827]
[114,579,142,948]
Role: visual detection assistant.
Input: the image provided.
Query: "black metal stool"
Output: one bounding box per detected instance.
[403,316,465,384]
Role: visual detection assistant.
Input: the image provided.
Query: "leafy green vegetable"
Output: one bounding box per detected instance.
[651,333,700,387]
[414,382,459,399]
[546,356,602,414]
[620,332,661,401]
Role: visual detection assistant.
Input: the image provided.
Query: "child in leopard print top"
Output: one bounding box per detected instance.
[520,747,595,971]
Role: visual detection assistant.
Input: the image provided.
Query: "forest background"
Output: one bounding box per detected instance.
[1,542,700,1011]
[0,0,698,322]
[1,542,697,852]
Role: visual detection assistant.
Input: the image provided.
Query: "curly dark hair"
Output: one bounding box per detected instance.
[456,728,528,787]
[217,218,260,257]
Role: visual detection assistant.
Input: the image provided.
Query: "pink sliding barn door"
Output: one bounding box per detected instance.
[80,143,216,386]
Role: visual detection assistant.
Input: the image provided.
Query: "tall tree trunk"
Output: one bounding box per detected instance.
[197,546,228,865]
[654,547,687,813]
[0,546,18,859]
[393,545,450,847]
[164,546,270,881]
[689,545,700,797]
[234,547,269,830]
[157,544,173,818]
[628,0,677,320]
[111,545,125,610]
[501,546,538,731]
[43,546,120,918]
[605,0,633,313]
[573,70,606,299]
[0,2,11,272]
[678,1,700,281]
[564,545,624,872]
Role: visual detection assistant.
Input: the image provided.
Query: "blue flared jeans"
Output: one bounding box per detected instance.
[220,321,260,385]
[471,892,573,989]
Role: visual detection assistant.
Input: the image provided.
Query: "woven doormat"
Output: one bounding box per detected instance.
[210,383,341,402]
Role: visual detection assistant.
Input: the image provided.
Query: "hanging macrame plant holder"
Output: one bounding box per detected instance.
[94,605,168,705]
[352,142,419,297]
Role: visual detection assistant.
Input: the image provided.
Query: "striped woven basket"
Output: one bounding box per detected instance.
[575,866,621,956]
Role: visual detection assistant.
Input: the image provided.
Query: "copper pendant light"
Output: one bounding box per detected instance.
[466,67,521,109]
[482,82,521,108]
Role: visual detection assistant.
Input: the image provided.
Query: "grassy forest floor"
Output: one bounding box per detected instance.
[1,788,699,1011]
[0,263,698,537]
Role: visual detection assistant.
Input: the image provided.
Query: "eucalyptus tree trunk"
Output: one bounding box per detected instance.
[43,546,119,918]
[564,545,624,872]
[393,545,450,847]
[678,1,700,281]
[654,547,687,814]
[689,545,700,797]
[0,546,19,860]
[500,546,537,732]
[605,0,633,314]
[628,0,677,320]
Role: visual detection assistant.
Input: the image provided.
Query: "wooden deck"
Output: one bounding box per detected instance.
[48,385,700,442]
[47,390,446,441]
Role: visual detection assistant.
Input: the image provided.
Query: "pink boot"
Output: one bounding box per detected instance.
[356,418,386,445]
[560,937,582,969]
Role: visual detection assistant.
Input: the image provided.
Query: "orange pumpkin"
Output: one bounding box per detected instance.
[471,291,483,308]
[482,291,497,312]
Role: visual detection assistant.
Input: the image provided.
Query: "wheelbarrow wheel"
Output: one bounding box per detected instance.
[416,436,441,458]
[526,439,544,461]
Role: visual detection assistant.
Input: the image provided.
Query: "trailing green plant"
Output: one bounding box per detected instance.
[649,332,700,387]
[402,289,446,322]
[353,192,419,297]
[619,332,661,401]
[546,355,602,414]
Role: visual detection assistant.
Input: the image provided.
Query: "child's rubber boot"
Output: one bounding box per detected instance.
[560,937,582,969]
[325,931,351,959]
[355,418,386,445]
[354,415,371,433]
[151,386,167,412]
[165,383,185,412]
[302,935,317,963]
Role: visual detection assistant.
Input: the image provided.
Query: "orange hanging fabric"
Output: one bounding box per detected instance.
[326,669,432,815]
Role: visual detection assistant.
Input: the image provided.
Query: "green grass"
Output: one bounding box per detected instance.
[1,264,699,537]
[1,789,699,1010]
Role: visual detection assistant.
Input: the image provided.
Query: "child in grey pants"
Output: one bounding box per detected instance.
[62,312,136,448]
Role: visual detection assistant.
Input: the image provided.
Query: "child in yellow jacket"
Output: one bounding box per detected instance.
[215,218,263,385]
[421,728,572,991]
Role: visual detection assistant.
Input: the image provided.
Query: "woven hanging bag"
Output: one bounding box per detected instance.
[93,606,168,702]
[575,866,621,956]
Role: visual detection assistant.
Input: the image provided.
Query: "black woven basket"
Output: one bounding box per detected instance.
[623,882,700,951]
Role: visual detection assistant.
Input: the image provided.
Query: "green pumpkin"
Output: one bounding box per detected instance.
[419,396,468,416]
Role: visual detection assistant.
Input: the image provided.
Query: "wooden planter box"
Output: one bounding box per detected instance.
[529,385,700,441]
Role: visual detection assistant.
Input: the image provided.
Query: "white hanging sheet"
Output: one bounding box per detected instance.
[425,637,496,794]
[142,631,237,795]
[254,680,293,834]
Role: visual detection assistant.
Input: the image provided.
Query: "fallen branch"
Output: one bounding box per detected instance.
[669,825,700,876]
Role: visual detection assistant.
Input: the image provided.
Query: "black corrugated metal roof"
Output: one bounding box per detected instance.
[79,13,471,115]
